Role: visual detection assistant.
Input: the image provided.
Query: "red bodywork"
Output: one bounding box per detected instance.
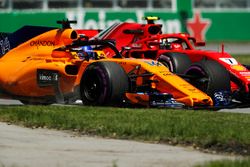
[94,22,250,97]
[76,29,101,38]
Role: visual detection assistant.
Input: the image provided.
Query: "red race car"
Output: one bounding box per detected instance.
[94,17,250,107]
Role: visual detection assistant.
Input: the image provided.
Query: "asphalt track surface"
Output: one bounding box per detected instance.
[0,122,237,167]
[0,99,247,167]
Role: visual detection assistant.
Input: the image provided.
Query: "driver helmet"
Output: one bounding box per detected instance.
[82,45,93,55]
[78,45,95,60]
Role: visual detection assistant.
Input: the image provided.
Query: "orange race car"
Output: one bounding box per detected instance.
[0,20,214,108]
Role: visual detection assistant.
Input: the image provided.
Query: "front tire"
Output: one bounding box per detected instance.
[185,60,231,103]
[158,52,191,74]
[80,61,129,106]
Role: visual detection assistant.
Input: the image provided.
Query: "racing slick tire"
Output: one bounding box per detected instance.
[157,52,191,74]
[80,61,129,106]
[185,60,231,104]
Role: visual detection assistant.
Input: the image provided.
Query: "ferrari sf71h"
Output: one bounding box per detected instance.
[95,17,250,107]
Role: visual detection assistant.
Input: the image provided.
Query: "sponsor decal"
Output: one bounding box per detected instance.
[30,40,55,49]
[118,62,127,65]
[239,72,250,81]
[0,37,10,55]
[240,71,250,76]
[37,69,59,87]
[231,65,246,71]
[131,43,142,48]
[144,60,162,66]
[39,74,57,82]
[160,71,172,76]
[171,43,182,49]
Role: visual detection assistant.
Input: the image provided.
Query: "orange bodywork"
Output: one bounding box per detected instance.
[0,29,79,98]
[97,58,213,107]
[0,26,213,107]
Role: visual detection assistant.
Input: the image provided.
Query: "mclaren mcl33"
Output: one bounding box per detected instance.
[0,20,218,109]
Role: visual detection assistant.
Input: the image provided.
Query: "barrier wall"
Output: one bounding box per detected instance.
[1,8,250,42]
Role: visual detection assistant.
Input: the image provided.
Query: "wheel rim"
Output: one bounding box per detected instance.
[185,66,209,92]
[83,72,102,102]
[161,60,174,72]
[158,56,174,72]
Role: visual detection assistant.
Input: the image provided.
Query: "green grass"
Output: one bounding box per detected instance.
[0,105,249,155]
[195,159,250,167]
[232,55,250,64]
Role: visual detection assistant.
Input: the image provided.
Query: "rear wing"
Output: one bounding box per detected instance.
[0,26,56,58]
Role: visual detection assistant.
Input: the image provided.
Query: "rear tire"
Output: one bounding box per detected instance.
[80,61,129,106]
[158,52,191,74]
